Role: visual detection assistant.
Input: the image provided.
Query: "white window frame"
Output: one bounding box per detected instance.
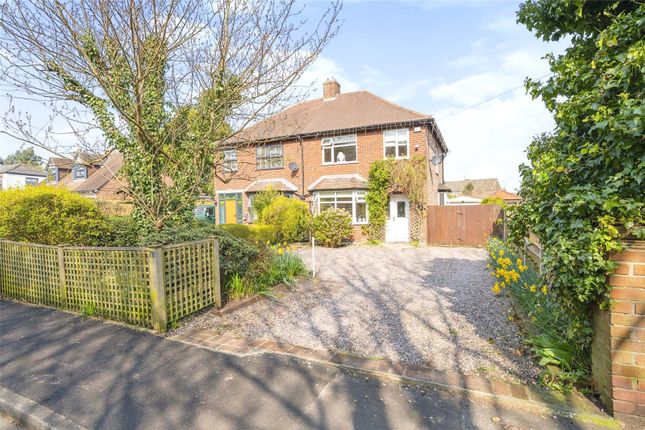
[222,149,238,172]
[256,144,283,170]
[25,177,39,186]
[383,128,410,160]
[321,134,358,165]
[313,190,368,225]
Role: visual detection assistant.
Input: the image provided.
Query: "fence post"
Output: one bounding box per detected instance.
[209,237,222,308]
[57,246,68,308]
[147,246,167,333]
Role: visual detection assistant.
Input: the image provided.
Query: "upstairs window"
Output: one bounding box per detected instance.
[72,164,87,180]
[384,129,409,159]
[256,144,283,170]
[322,134,357,164]
[222,150,238,172]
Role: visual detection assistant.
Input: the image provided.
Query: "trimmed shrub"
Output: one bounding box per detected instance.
[106,215,141,246]
[312,208,352,247]
[260,196,311,243]
[0,186,110,245]
[219,223,277,244]
[140,223,258,282]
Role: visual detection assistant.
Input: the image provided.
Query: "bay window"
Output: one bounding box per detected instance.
[322,134,357,164]
[314,190,367,224]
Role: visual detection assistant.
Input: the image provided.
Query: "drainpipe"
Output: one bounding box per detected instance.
[298,135,305,200]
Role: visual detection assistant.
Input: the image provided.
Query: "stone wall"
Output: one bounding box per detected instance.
[592,239,645,425]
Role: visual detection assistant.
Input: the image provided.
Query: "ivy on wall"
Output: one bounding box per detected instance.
[364,156,428,242]
[508,0,644,355]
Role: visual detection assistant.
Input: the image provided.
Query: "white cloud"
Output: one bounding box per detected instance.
[430,72,518,105]
[437,91,554,191]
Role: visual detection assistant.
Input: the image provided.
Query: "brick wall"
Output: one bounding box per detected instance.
[592,240,645,425]
[214,125,445,241]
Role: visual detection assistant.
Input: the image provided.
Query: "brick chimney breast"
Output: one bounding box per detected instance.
[323,78,341,99]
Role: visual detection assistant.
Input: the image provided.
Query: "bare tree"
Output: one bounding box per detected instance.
[0,0,341,229]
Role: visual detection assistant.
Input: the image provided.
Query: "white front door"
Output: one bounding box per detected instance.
[385,194,409,242]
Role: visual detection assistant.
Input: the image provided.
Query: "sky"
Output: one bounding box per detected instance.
[0,0,568,191]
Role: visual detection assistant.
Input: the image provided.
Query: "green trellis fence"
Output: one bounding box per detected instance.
[0,237,221,332]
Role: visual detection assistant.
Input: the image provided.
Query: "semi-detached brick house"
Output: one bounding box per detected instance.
[214,79,448,242]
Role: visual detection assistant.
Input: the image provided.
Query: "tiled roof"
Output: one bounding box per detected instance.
[308,174,368,191]
[245,178,297,193]
[70,151,123,193]
[442,178,501,199]
[48,157,74,169]
[0,163,46,176]
[492,189,522,201]
[234,91,446,150]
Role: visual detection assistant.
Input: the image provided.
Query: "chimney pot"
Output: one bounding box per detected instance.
[323,78,340,99]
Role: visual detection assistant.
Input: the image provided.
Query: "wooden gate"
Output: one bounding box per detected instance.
[427,205,502,247]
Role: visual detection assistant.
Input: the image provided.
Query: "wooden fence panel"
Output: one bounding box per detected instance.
[427,205,502,247]
[63,247,152,327]
[0,238,222,332]
[163,238,220,324]
[0,241,61,306]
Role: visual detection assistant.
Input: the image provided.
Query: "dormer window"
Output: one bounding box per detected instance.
[47,166,59,182]
[72,164,87,180]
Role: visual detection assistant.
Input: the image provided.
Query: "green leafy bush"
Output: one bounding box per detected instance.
[251,186,279,219]
[510,1,644,349]
[106,215,141,246]
[312,208,352,247]
[219,223,276,244]
[0,186,110,245]
[140,223,258,281]
[260,196,311,243]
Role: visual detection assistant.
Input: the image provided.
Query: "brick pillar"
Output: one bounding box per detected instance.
[592,240,645,425]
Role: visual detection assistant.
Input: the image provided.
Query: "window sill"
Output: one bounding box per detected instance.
[322,161,359,166]
[255,166,284,171]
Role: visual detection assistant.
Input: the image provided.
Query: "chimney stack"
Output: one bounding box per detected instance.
[323,78,341,99]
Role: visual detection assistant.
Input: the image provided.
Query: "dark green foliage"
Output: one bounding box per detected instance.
[218,223,277,244]
[103,218,259,282]
[312,208,353,247]
[0,186,110,246]
[2,148,43,166]
[510,1,644,330]
[140,223,258,281]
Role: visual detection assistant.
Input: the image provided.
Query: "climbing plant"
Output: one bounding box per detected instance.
[364,156,428,242]
[509,0,644,347]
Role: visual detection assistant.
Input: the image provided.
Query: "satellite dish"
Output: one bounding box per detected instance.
[288,161,299,171]
[431,154,442,165]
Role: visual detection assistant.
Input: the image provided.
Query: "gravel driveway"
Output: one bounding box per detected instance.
[176,244,539,384]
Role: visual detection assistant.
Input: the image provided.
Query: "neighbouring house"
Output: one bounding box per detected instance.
[0,163,46,190]
[490,189,522,205]
[440,178,501,201]
[445,195,482,206]
[214,78,448,242]
[50,150,129,200]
